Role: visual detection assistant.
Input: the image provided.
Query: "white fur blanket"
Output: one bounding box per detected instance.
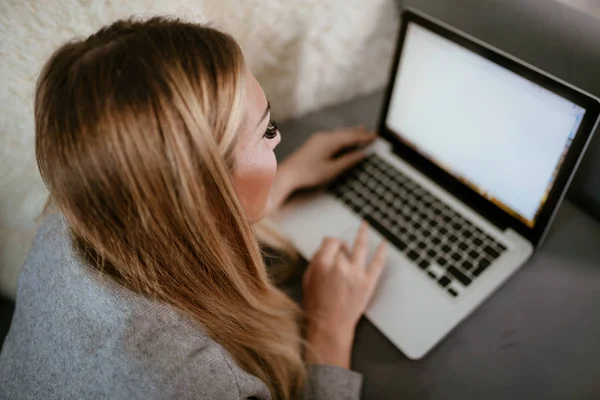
[0,0,598,299]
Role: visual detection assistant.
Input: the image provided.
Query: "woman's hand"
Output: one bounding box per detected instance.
[268,127,376,213]
[303,222,388,369]
[281,126,375,190]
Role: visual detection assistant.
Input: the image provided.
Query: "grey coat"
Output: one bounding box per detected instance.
[0,213,362,399]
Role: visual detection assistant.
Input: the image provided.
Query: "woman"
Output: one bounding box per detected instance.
[0,17,387,400]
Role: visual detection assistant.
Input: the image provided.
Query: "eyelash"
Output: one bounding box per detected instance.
[263,119,279,139]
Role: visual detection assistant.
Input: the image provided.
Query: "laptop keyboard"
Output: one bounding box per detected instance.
[329,154,507,298]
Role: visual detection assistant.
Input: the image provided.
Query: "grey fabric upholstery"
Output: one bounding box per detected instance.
[275,91,600,399]
[392,0,600,219]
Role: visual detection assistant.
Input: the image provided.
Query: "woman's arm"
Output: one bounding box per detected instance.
[172,336,363,400]
[306,364,363,400]
[301,224,388,399]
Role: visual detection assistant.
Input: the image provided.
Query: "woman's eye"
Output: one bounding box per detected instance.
[263,119,279,139]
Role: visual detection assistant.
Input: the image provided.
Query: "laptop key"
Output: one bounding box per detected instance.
[361,215,413,257]
[492,243,505,254]
[418,259,430,270]
[473,258,491,276]
[448,266,472,286]
[407,250,419,261]
[396,239,407,251]
[448,288,459,297]
[461,260,474,271]
[484,234,496,243]
[438,275,451,288]
[483,245,500,259]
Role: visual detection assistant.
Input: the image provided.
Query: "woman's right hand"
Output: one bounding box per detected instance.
[302,222,388,369]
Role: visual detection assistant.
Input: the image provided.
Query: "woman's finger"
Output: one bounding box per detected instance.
[314,237,342,267]
[341,242,352,258]
[351,222,369,267]
[330,150,367,177]
[326,128,376,154]
[305,238,340,287]
[302,265,311,288]
[367,241,388,290]
[334,247,352,271]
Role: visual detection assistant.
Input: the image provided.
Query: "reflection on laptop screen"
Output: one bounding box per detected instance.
[386,22,586,228]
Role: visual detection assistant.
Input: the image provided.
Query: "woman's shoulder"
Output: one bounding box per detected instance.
[1,212,271,399]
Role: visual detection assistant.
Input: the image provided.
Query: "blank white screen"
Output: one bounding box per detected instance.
[386,23,585,224]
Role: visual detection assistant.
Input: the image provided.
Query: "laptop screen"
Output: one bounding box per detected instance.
[385,22,586,228]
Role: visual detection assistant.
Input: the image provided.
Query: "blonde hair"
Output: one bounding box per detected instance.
[35,17,305,399]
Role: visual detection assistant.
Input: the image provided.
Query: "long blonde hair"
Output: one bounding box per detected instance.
[35,17,305,399]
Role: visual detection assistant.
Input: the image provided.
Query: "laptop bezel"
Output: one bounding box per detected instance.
[377,8,600,247]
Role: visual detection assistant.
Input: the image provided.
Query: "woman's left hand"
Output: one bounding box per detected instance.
[269,126,376,212]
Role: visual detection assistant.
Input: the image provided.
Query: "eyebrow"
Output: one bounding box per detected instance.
[256,101,271,129]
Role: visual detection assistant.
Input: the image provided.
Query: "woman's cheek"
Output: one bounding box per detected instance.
[254,152,278,220]
[233,150,277,222]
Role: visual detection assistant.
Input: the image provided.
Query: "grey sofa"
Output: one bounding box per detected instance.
[275,0,600,398]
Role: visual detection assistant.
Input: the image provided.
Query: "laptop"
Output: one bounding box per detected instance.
[276,8,600,359]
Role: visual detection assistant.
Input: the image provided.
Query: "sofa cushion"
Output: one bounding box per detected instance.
[392,0,600,219]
